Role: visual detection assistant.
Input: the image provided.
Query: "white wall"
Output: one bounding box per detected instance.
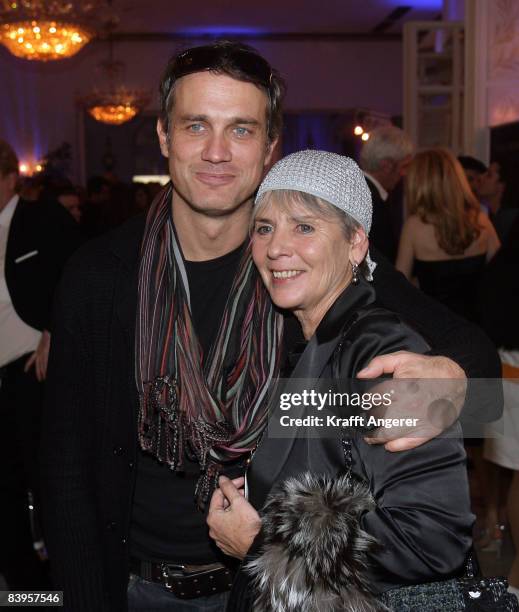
[0,37,403,182]
[465,0,519,161]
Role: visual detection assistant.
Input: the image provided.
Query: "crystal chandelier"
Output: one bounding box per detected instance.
[82,84,150,125]
[0,1,104,61]
[79,39,150,126]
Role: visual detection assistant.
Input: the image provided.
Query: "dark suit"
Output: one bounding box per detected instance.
[0,196,80,589]
[5,197,81,330]
[365,176,399,263]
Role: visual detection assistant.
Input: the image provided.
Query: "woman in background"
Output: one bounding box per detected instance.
[396,148,500,323]
[397,147,502,555]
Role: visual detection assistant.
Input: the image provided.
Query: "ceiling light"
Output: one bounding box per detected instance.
[0,1,105,61]
[78,24,150,125]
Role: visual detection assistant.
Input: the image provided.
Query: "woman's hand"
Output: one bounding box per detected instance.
[207,476,262,559]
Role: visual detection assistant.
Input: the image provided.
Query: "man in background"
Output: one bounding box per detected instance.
[0,139,80,588]
[459,155,518,243]
[359,125,414,262]
[458,155,488,197]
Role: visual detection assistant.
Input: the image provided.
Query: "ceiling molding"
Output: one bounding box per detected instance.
[372,6,412,33]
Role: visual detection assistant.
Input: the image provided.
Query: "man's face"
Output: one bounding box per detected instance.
[478,162,503,199]
[0,171,17,209]
[157,72,276,218]
[464,169,482,196]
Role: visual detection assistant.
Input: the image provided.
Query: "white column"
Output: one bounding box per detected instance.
[464,0,519,162]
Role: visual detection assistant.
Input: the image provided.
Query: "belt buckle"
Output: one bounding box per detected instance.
[160,562,185,591]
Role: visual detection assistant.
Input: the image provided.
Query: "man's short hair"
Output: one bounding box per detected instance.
[0,139,19,177]
[457,155,488,175]
[359,126,414,173]
[158,40,285,142]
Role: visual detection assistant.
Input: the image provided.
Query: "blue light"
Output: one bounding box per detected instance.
[179,26,268,36]
[382,0,442,7]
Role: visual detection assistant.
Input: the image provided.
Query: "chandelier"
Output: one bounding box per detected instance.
[79,40,150,125]
[0,1,105,61]
[82,84,150,125]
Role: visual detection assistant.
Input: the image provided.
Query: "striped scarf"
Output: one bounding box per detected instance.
[136,184,283,508]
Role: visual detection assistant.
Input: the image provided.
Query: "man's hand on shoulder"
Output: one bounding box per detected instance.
[357,351,467,451]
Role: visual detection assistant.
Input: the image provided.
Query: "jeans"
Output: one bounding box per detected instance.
[127,573,230,611]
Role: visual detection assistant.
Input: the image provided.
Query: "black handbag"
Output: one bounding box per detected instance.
[457,554,518,612]
[378,557,518,611]
[341,437,519,612]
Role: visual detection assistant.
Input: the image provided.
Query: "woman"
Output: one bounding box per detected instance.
[396,148,502,551]
[207,150,474,611]
[396,148,500,323]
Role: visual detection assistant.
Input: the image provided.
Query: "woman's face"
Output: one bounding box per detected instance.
[252,197,356,327]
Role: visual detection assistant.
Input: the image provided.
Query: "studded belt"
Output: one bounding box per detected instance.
[129,558,235,599]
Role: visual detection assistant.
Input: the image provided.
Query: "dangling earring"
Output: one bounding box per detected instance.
[351,262,359,285]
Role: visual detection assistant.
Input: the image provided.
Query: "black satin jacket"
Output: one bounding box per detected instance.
[244,280,474,596]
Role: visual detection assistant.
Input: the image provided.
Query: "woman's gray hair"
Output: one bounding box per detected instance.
[253,189,361,240]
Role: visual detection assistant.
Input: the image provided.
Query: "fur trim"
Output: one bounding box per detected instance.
[246,472,388,612]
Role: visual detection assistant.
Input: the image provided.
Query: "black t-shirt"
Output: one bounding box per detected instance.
[130,243,246,564]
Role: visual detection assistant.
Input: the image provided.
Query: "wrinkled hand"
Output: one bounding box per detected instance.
[357,351,467,451]
[24,330,51,382]
[207,476,262,559]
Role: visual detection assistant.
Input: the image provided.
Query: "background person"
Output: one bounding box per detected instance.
[396,148,500,323]
[459,154,519,244]
[458,154,488,198]
[359,125,414,263]
[396,148,502,551]
[479,160,519,244]
[0,138,80,589]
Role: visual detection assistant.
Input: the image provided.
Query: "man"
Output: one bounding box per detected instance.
[41,42,501,612]
[0,139,79,589]
[359,125,414,262]
[458,154,488,197]
[459,155,518,243]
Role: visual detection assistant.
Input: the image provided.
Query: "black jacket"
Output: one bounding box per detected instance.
[477,213,519,349]
[5,197,81,331]
[365,176,398,264]
[232,281,473,611]
[41,214,500,612]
